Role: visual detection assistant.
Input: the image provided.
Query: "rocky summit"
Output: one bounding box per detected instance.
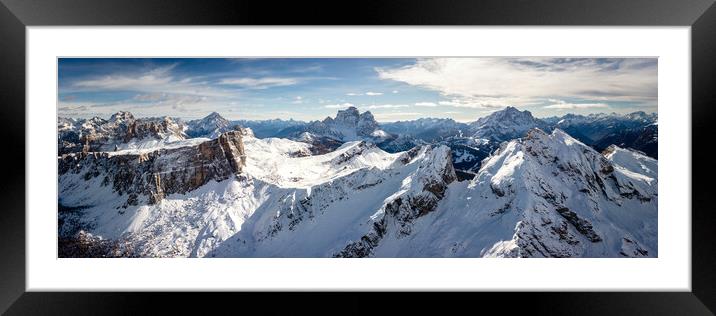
[58,112,187,155]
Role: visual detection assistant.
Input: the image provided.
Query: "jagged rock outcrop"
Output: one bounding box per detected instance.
[59,131,246,206]
[334,145,457,257]
[290,106,393,143]
[58,111,187,154]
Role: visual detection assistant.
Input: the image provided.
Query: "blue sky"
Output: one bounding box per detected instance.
[58,58,657,122]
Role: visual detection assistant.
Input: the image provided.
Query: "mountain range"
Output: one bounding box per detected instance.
[57,106,658,258]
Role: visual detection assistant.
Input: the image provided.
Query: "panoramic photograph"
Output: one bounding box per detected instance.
[57,57,658,258]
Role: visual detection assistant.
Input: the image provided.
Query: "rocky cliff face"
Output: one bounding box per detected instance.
[58,111,187,154]
[59,130,246,206]
[293,106,393,142]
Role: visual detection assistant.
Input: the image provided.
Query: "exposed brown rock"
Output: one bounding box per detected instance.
[58,131,247,205]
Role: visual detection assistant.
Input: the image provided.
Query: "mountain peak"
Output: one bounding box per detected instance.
[186,112,231,138]
[479,106,536,123]
[503,105,520,112]
[334,107,361,125]
[203,111,226,121]
[525,127,548,138]
[302,106,388,141]
[358,110,375,121]
[625,111,651,121]
[110,111,135,122]
[470,106,547,141]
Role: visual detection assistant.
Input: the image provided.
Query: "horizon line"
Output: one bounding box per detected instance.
[57,106,658,124]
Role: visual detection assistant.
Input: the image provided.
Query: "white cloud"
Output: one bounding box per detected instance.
[73,64,177,90]
[219,77,300,89]
[325,103,408,110]
[544,102,609,109]
[414,102,438,107]
[347,92,384,96]
[69,64,233,98]
[133,93,169,102]
[324,103,354,109]
[438,98,513,109]
[376,58,657,108]
[392,90,399,94]
[364,104,409,109]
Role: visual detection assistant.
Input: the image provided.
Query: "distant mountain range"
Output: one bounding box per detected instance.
[58,106,657,180]
[57,106,658,258]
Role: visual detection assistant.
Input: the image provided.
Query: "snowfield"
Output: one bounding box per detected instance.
[58,127,657,258]
[242,136,401,188]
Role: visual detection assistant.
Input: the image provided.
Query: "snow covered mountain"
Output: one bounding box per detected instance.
[470,106,551,141]
[58,125,657,258]
[185,112,233,139]
[410,129,658,258]
[382,118,469,142]
[58,111,188,154]
[58,128,455,257]
[286,106,393,143]
[376,108,545,176]
[545,111,658,158]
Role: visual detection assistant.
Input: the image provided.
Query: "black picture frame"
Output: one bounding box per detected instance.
[1,0,714,314]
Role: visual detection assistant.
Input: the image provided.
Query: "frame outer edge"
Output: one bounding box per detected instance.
[0,0,714,25]
[692,1,716,314]
[0,0,714,314]
[0,1,26,315]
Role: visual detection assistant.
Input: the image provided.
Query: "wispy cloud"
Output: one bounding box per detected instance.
[324,102,355,109]
[68,64,232,98]
[219,77,300,89]
[364,104,409,109]
[376,58,657,108]
[346,92,384,96]
[438,98,516,109]
[544,100,609,109]
[414,102,438,107]
[73,64,177,90]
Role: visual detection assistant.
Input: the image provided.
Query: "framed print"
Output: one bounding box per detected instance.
[1,0,715,314]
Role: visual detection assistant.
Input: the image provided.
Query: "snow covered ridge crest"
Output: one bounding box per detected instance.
[333,145,457,257]
[468,128,657,257]
[204,143,458,258]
